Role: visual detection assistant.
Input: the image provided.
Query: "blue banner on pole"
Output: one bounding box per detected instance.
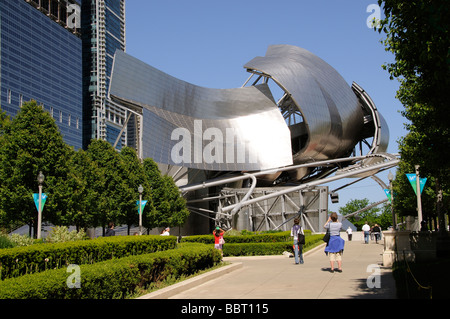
[33,193,47,213]
[384,189,392,203]
[136,200,148,214]
[405,174,427,195]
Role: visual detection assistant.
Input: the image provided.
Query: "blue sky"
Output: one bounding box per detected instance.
[124,0,407,213]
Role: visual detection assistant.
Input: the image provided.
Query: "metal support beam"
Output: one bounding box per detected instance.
[221,158,399,213]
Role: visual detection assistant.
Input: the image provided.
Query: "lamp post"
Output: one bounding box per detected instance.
[37,171,45,239]
[388,171,396,230]
[138,184,143,235]
[415,165,423,230]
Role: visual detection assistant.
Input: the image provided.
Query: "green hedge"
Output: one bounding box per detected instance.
[0,235,177,280]
[222,234,324,256]
[181,230,312,245]
[0,243,221,299]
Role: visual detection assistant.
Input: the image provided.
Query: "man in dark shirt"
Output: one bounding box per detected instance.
[105,222,115,237]
[372,224,381,243]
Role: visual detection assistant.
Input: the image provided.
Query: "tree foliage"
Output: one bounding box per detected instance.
[339,198,392,230]
[143,158,189,229]
[377,0,450,227]
[0,101,74,235]
[0,101,189,236]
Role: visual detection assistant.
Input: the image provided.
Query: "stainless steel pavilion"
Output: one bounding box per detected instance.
[108,44,397,231]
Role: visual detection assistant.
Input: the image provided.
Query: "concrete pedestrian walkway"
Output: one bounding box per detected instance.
[139,240,397,299]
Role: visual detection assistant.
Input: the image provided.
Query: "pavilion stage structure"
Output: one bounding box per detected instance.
[108,45,399,233]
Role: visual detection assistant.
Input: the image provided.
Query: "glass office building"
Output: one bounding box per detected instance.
[0,0,83,149]
[81,0,126,150]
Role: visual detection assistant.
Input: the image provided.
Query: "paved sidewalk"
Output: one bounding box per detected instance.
[140,240,397,299]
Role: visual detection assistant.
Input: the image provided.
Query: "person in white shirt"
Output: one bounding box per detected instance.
[362,222,371,244]
[346,227,353,241]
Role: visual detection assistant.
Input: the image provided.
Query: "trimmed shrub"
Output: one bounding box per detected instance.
[0,235,176,280]
[222,234,324,256]
[0,235,15,249]
[45,226,88,243]
[0,243,221,299]
[7,234,35,247]
[181,230,312,245]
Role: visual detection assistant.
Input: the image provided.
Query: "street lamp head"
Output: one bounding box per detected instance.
[37,171,45,185]
[138,185,144,194]
[388,171,394,182]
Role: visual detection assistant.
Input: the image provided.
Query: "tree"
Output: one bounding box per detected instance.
[339,199,379,230]
[391,149,443,230]
[0,101,75,237]
[86,139,127,234]
[65,149,106,230]
[339,198,392,230]
[0,106,9,135]
[377,0,450,233]
[0,107,10,229]
[118,147,154,235]
[143,158,189,230]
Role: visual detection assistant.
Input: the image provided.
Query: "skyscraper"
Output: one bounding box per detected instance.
[81,0,126,150]
[0,0,83,149]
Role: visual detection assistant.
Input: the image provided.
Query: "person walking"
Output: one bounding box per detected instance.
[213,227,225,256]
[372,224,381,244]
[324,212,345,273]
[291,218,304,264]
[362,221,371,244]
[346,226,353,241]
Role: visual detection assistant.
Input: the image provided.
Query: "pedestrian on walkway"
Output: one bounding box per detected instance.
[291,218,304,264]
[213,227,225,256]
[346,226,353,241]
[362,221,371,244]
[371,224,381,243]
[324,212,345,273]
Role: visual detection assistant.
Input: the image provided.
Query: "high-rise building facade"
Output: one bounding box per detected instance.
[81,0,126,150]
[0,0,83,149]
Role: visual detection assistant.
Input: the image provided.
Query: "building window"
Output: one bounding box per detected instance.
[7,89,12,104]
[19,94,23,107]
[59,110,63,123]
[68,114,71,127]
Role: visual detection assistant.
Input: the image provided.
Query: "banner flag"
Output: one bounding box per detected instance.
[384,189,392,203]
[136,200,148,214]
[33,193,47,213]
[406,174,427,195]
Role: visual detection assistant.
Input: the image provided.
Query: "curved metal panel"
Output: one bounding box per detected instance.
[348,82,390,177]
[109,50,293,171]
[108,45,389,183]
[244,45,365,162]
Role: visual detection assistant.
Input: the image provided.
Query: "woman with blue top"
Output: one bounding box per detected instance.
[324,212,345,273]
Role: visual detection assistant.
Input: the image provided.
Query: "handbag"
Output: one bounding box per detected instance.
[297,233,305,245]
[323,229,330,243]
[219,237,225,245]
[297,226,305,245]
